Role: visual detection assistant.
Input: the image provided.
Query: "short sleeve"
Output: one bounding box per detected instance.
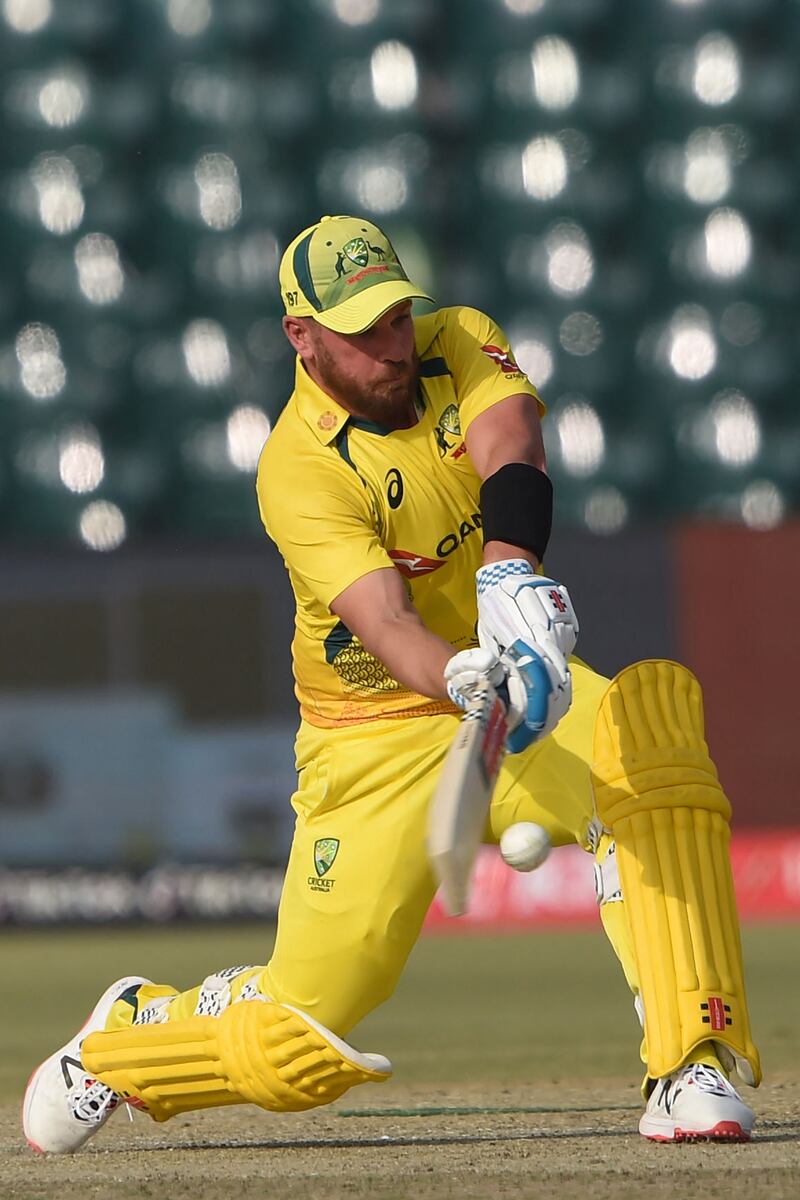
[257,443,393,609]
[440,306,545,435]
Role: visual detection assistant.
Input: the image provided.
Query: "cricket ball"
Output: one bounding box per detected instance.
[499,822,552,872]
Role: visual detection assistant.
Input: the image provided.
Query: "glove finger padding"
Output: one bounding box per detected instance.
[444,647,506,710]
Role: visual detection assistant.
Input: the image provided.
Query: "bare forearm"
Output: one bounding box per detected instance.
[365,611,453,700]
[331,568,454,700]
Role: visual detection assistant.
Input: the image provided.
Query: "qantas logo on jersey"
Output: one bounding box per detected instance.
[389,514,482,576]
[481,343,525,376]
[389,549,445,577]
[436,512,482,557]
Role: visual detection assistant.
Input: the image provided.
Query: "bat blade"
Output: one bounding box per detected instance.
[427,683,508,916]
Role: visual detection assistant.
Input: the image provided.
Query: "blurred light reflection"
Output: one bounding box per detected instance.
[38,72,88,128]
[74,233,125,305]
[370,42,418,111]
[333,0,379,24]
[693,34,740,106]
[59,426,104,494]
[668,308,716,380]
[557,399,604,475]
[226,406,271,471]
[511,335,553,389]
[79,500,127,551]
[740,481,784,530]
[503,0,546,14]
[584,486,628,534]
[531,37,579,110]
[3,0,51,33]
[15,322,67,400]
[546,223,593,296]
[32,155,84,234]
[522,136,567,200]
[194,153,241,230]
[711,391,760,465]
[704,208,751,278]
[167,0,211,38]
[355,163,408,212]
[683,130,730,204]
[559,312,602,356]
[182,320,231,386]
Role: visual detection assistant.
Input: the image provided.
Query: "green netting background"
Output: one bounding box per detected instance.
[1,0,797,548]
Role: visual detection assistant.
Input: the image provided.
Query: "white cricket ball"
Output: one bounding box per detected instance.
[499,822,552,872]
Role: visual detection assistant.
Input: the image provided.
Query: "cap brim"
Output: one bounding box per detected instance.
[314,280,435,334]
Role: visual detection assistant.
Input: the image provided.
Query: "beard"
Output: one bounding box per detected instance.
[312,341,420,427]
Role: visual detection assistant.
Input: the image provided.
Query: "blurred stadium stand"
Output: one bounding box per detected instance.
[1,0,798,550]
[1,0,799,896]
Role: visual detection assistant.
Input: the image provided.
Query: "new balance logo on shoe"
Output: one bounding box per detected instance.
[655,1076,683,1117]
[60,1055,83,1090]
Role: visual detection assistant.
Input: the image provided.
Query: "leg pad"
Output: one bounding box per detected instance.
[82,997,392,1121]
[592,660,760,1086]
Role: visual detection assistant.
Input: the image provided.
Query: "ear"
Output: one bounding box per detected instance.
[282,315,315,360]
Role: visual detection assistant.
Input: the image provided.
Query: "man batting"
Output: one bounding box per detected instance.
[23,214,760,1152]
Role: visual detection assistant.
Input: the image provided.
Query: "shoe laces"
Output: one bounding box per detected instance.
[683,1063,732,1096]
[71,1078,120,1125]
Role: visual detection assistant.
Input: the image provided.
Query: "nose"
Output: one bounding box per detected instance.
[375,324,409,365]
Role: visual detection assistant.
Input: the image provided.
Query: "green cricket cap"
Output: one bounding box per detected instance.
[279,214,434,334]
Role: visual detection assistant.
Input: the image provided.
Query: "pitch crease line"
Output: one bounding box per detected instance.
[338,1103,639,1118]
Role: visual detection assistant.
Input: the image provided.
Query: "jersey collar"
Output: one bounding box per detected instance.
[293,308,447,446]
[293,357,352,445]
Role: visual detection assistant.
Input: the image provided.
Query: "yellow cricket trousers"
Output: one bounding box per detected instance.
[147,661,612,1037]
[260,658,610,1034]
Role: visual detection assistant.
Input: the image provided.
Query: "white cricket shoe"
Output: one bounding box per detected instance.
[23,975,151,1154]
[639,1062,755,1143]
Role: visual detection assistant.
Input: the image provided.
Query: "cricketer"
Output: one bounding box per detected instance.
[23,215,760,1152]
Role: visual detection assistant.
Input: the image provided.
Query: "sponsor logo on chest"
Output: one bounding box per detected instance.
[388,512,482,577]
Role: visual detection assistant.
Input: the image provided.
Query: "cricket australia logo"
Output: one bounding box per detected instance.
[309,838,339,892]
[306,838,339,896]
[335,236,387,278]
[434,403,467,459]
[314,838,339,876]
[439,404,461,436]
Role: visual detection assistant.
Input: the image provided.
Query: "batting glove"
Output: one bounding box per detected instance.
[444,642,559,753]
[474,559,578,743]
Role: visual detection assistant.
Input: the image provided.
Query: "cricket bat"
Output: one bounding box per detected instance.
[427,680,509,916]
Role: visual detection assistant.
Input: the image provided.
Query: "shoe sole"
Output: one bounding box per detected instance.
[22,975,149,1155]
[641,1120,751,1144]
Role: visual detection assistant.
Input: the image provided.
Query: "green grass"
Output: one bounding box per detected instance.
[2,923,796,1103]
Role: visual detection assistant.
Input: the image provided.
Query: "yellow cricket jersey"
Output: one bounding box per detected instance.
[256,305,543,728]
